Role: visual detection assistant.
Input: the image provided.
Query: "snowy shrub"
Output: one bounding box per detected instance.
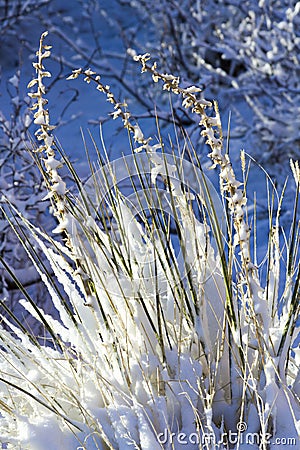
[0,32,299,449]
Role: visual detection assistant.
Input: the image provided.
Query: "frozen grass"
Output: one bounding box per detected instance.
[0,32,299,449]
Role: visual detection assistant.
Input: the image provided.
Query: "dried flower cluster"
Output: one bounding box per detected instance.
[28,31,71,235]
[67,67,156,153]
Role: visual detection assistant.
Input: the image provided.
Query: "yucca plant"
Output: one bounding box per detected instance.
[0,32,299,450]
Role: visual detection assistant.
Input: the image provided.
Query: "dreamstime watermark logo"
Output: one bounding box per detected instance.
[157,422,298,447]
[75,152,226,296]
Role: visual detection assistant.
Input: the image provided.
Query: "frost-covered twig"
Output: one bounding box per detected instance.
[28,31,71,236]
[67,67,158,153]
